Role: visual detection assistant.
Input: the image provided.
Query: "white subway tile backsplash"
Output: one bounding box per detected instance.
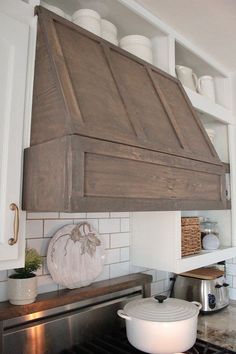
[1,211,236,304]
[27,238,51,257]
[37,275,58,293]
[233,276,236,289]
[110,233,129,248]
[226,275,233,287]
[87,212,109,219]
[59,212,86,219]
[121,218,130,232]
[27,212,59,219]
[226,258,233,264]
[99,218,120,234]
[94,265,110,282]
[26,220,43,238]
[42,257,49,275]
[151,280,165,296]
[105,248,120,265]
[110,212,130,218]
[142,269,157,282]
[229,287,236,300]
[110,261,130,278]
[74,218,99,231]
[120,247,130,262]
[101,234,110,249]
[44,219,73,238]
[130,264,148,273]
[156,270,168,281]
[0,271,7,282]
[0,281,8,302]
[226,263,236,276]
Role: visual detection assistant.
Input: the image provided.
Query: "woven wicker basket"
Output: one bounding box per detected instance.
[181,217,201,257]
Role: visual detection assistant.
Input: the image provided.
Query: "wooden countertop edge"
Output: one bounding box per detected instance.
[0,273,152,321]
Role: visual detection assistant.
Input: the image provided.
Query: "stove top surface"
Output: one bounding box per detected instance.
[61,329,235,354]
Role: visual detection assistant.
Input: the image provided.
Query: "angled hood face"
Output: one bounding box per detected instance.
[22,7,226,212]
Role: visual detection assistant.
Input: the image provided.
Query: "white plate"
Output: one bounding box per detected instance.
[47,223,105,289]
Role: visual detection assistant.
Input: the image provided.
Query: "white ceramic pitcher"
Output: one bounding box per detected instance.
[176,65,198,91]
[197,75,215,102]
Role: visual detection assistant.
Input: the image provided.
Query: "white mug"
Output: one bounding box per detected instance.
[197,76,215,102]
[175,65,197,91]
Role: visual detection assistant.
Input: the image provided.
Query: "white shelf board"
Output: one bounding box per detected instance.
[184,87,233,124]
[176,246,236,273]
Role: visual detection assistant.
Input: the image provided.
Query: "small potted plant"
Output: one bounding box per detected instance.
[8,248,42,305]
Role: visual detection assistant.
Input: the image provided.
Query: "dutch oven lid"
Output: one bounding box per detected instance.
[123,295,200,322]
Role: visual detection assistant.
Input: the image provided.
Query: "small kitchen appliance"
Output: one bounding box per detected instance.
[172,267,229,313]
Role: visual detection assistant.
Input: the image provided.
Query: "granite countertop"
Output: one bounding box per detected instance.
[197,301,236,351]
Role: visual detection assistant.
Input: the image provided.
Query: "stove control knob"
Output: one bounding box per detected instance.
[215,284,222,288]
[208,294,216,309]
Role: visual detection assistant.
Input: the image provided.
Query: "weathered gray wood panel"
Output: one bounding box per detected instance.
[23,136,226,212]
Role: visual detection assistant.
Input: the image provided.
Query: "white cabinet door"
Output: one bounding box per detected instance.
[0,12,29,269]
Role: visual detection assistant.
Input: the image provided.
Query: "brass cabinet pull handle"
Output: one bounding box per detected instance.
[8,203,19,246]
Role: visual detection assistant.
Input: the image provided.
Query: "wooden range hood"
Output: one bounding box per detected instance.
[23,6,227,212]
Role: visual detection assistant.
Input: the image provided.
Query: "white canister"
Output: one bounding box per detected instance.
[72,9,101,36]
[120,35,153,64]
[197,75,216,102]
[175,65,198,91]
[202,233,220,250]
[101,19,118,45]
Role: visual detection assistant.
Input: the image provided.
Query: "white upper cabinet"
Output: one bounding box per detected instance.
[0,1,36,270]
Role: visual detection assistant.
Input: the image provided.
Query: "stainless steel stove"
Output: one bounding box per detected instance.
[61,329,235,354]
[2,276,235,354]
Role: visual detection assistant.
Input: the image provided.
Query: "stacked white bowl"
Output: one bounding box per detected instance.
[119,35,153,64]
[72,9,101,36]
[101,19,118,45]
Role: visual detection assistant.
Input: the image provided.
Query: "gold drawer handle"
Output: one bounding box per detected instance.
[8,203,19,246]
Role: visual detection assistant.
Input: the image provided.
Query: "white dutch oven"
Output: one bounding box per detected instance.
[117,295,202,354]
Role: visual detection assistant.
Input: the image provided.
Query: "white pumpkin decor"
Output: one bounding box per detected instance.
[47,222,105,289]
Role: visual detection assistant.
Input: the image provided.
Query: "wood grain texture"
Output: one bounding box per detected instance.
[0,273,152,321]
[31,6,221,165]
[23,6,227,212]
[23,135,227,212]
[180,267,225,280]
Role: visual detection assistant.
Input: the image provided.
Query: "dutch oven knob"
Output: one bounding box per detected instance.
[154,295,167,303]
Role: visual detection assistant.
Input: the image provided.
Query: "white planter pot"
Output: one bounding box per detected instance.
[8,275,37,305]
